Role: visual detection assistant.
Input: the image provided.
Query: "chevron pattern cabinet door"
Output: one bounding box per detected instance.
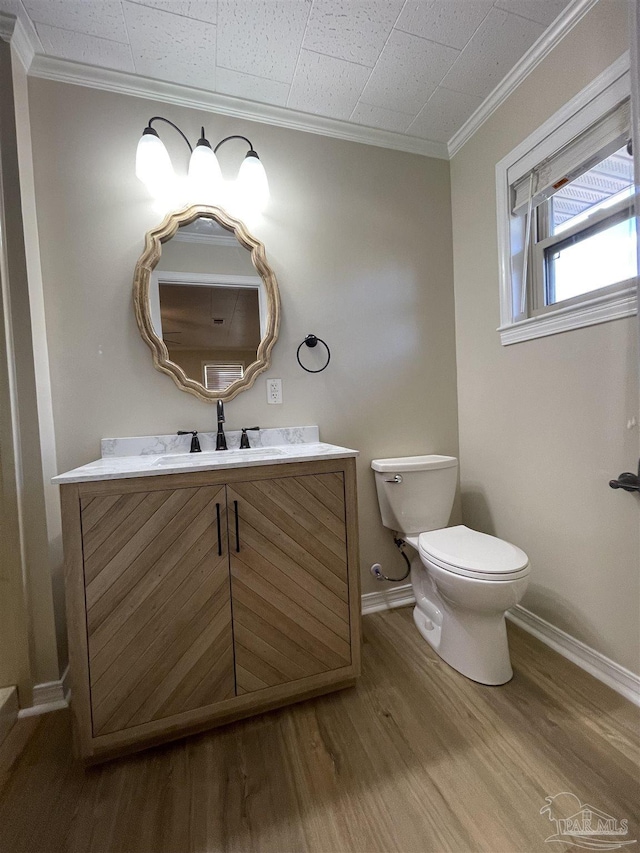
[82,485,235,736]
[228,473,351,695]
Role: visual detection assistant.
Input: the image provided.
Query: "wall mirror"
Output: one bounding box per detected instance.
[134,205,280,401]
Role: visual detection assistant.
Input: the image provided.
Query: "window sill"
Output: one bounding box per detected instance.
[497,283,637,345]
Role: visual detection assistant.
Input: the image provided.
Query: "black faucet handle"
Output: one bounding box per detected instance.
[177,430,202,453]
[240,427,260,449]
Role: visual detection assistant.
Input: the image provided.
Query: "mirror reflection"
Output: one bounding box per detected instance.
[149,217,266,392]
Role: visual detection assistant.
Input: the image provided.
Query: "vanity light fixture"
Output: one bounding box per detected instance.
[135,116,270,211]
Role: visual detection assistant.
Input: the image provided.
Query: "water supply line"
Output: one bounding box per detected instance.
[370,536,411,583]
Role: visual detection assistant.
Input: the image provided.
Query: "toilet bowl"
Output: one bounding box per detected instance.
[371,456,530,685]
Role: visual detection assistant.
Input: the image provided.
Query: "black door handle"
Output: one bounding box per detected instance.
[216,502,222,556]
[234,500,240,552]
[609,460,640,493]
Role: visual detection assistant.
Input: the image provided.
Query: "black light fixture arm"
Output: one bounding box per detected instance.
[214,134,255,154]
[146,116,193,152]
[142,122,260,159]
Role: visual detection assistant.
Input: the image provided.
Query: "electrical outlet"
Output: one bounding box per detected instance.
[267,378,282,404]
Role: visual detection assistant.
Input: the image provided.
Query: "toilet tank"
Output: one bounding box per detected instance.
[371,455,458,536]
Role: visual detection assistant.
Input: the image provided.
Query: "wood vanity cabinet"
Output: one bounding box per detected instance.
[60,458,360,763]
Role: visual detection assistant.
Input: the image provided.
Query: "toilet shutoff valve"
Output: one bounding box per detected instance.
[370,563,384,580]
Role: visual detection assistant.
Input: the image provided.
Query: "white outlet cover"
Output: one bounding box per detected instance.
[267,378,282,404]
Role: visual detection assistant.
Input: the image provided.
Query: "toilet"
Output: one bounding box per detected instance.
[371,455,530,685]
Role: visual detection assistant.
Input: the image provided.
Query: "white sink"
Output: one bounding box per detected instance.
[227,447,285,458]
[153,447,285,466]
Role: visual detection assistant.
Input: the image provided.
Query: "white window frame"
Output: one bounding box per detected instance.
[496,54,637,346]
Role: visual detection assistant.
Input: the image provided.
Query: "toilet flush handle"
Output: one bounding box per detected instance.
[385,474,403,484]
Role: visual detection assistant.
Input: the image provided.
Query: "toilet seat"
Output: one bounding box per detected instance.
[418,525,530,581]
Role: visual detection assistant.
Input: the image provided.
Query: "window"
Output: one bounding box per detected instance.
[203,362,244,391]
[534,144,636,309]
[496,58,637,345]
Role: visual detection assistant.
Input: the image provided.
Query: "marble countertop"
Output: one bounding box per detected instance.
[52,427,358,484]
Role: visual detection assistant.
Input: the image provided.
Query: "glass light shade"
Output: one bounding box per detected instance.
[135,130,174,194]
[188,142,223,203]
[237,151,270,212]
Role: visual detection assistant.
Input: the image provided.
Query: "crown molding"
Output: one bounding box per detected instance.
[27,54,449,160]
[10,0,604,162]
[11,15,38,71]
[2,9,41,69]
[447,0,601,158]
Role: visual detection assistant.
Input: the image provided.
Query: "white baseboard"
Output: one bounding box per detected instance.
[360,590,640,707]
[15,604,640,717]
[507,606,640,708]
[361,584,415,615]
[18,665,70,718]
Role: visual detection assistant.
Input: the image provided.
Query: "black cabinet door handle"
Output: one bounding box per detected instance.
[234,500,240,552]
[216,502,222,556]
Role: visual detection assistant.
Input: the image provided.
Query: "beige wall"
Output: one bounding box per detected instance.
[451,0,639,673]
[28,79,459,601]
[8,2,637,696]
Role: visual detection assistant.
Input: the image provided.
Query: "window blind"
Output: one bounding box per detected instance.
[511,99,631,215]
[203,362,244,391]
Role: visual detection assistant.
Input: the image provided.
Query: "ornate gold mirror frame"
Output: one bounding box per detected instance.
[133,204,280,402]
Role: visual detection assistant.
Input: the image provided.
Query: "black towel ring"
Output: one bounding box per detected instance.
[296,334,331,373]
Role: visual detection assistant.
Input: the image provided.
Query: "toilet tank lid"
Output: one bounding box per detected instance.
[371,455,457,472]
[419,525,529,574]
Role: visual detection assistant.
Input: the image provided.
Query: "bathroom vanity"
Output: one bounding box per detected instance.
[54,429,360,763]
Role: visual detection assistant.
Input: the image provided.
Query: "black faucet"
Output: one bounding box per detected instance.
[240,427,260,449]
[216,400,227,451]
[177,430,201,453]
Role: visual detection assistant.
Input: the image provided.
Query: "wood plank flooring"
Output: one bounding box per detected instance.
[0,609,638,853]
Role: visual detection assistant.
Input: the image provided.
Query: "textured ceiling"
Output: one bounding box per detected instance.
[1,0,573,148]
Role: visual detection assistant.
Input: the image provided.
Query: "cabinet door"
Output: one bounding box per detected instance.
[228,473,351,695]
[82,485,234,736]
